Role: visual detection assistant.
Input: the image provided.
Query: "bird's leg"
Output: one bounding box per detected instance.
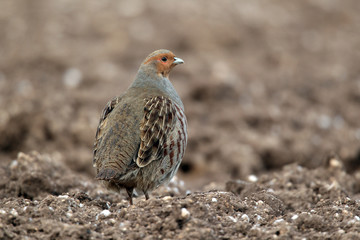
[144,191,149,200]
[126,188,134,205]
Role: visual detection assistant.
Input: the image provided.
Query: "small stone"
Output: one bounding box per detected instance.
[10,160,18,169]
[228,216,237,223]
[273,219,284,224]
[241,214,250,222]
[162,196,172,201]
[10,208,18,217]
[181,208,190,220]
[248,175,258,182]
[100,210,111,217]
[63,68,83,89]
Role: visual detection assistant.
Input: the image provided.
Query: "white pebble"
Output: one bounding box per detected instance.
[267,188,275,193]
[66,212,73,218]
[185,190,192,195]
[58,195,69,199]
[100,210,111,217]
[162,196,172,201]
[79,203,84,208]
[0,209,6,214]
[228,216,237,223]
[10,208,18,216]
[317,114,331,129]
[354,216,360,221]
[248,175,258,182]
[10,160,18,169]
[48,207,54,212]
[291,214,299,220]
[273,218,284,224]
[348,219,356,225]
[212,198,217,202]
[181,208,190,219]
[119,222,127,231]
[63,68,83,89]
[241,214,250,222]
[173,187,180,194]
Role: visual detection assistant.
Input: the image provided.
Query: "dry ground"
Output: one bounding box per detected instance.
[1,0,360,239]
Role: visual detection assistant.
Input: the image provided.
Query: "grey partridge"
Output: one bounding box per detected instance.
[93,49,187,205]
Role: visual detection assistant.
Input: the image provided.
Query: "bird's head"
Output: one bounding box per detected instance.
[141,49,184,78]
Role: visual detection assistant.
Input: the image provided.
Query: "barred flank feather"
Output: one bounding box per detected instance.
[136,96,176,167]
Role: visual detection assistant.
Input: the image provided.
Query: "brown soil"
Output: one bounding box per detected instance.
[1,0,360,239]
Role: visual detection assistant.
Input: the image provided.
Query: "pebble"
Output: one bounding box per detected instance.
[10,208,18,216]
[241,214,250,222]
[317,114,331,129]
[181,208,190,219]
[211,198,217,202]
[63,68,83,89]
[100,210,111,217]
[58,195,69,199]
[255,215,263,221]
[248,175,258,182]
[10,160,18,169]
[273,219,284,224]
[162,196,172,201]
[228,216,237,223]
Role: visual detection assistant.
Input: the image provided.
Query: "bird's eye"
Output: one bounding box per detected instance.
[161,57,168,62]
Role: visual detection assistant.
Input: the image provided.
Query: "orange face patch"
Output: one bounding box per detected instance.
[144,52,176,76]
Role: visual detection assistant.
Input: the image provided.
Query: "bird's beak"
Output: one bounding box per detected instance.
[173,57,184,65]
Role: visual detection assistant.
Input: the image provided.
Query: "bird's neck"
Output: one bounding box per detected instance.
[130,68,184,109]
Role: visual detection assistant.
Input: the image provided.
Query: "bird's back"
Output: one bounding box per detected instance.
[93,90,143,176]
[93,87,175,177]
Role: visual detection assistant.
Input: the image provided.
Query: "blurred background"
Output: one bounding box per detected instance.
[0,0,359,188]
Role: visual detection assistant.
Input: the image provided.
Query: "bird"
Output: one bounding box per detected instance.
[93,49,187,205]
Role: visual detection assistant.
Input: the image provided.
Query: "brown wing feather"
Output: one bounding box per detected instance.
[93,96,121,167]
[136,96,176,167]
